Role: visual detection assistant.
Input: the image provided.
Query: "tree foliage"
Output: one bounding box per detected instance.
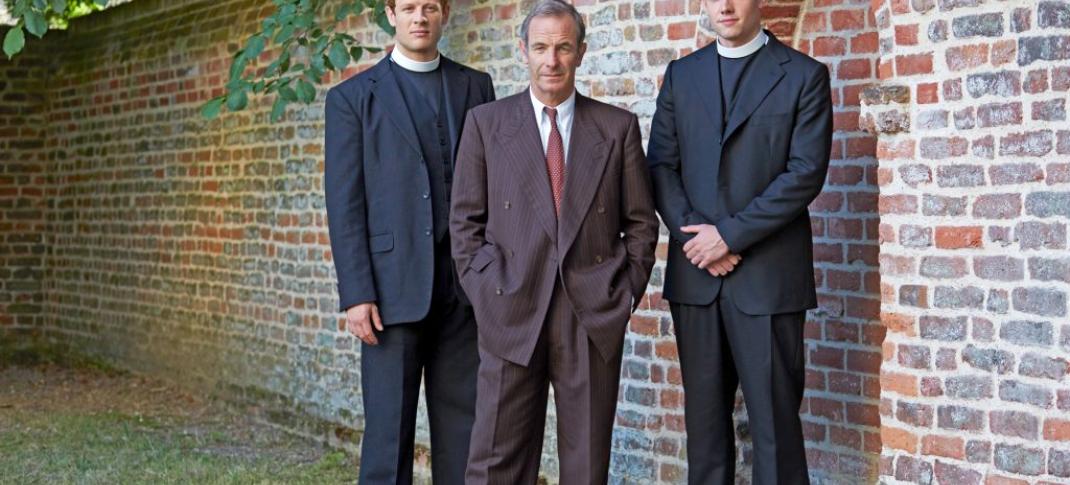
[3,0,108,59]
[202,0,395,122]
[3,0,395,122]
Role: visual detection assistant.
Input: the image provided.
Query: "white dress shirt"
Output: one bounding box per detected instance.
[530,89,577,165]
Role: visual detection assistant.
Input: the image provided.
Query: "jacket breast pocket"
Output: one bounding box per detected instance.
[369,233,393,253]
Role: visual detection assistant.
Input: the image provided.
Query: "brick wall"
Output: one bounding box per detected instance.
[865,0,1070,483]
[0,36,49,338]
[19,0,1070,482]
[0,0,886,482]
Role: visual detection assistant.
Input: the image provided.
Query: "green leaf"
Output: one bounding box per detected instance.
[279,85,297,102]
[325,39,346,69]
[374,10,395,36]
[365,46,383,54]
[245,35,266,59]
[273,24,294,44]
[271,97,288,122]
[349,46,363,63]
[3,27,25,59]
[279,52,291,73]
[294,12,314,29]
[226,88,248,111]
[201,97,225,119]
[50,0,66,14]
[33,0,46,10]
[24,11,48,37]
[296,78,315,103]
[334,4,350,21]
[94,0,109,6]
[229,56,249,81]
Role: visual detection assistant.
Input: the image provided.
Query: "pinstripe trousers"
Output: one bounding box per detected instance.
[465,281,625,485]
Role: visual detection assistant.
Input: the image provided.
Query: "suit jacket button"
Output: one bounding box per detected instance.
[504,201,511,209]
[495,287,503,295]
[597,205,605,214]
[422,192,430,199]
[595,255,603,264]
[425,229,432,236]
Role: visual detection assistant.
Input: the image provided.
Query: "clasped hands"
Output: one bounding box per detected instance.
[680,224,742,277]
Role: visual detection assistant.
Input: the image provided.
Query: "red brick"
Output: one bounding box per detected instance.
[897,53,933,76]
[895,24,918,45]
[803,12,828,33]
[922,435,965,459]
[947,44,988,71]
[813,37,847,57]
[494,3,517,19]
[934,226,983,249]
[991,39,1016,66]
[654,0,685,16]
[1044,418,1070,441]
[838,58,872,80]
[851,32,879,53]
[666,21,695,40]
[831,10,866,31]
[882,372,918,396]
[879,195,918,215]
[629,315,659,336]
[882,426,918,453]
[917,82,939,103]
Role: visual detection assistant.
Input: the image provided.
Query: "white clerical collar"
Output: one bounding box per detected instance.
[716,30,768,58]
[390,48,441,72]
[529,88,576,119]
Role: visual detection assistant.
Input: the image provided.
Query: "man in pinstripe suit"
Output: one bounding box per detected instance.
[449,1,659,482]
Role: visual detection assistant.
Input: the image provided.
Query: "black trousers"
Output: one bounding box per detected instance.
[671,283,809,485]
[358,240,479,485]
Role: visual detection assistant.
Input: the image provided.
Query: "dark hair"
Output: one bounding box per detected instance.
[520,0,586,46]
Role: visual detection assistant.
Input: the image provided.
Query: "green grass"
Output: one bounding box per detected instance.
[0,344,360,484]
[0,410,358,485]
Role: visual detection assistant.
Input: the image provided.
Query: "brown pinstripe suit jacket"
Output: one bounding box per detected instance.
[450,90,659,366]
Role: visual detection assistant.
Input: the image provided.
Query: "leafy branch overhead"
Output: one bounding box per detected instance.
[201,0,396,122]
[3,0,109,59]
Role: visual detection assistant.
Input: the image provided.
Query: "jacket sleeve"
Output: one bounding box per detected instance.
[324,86,376,312]
[449,109,489,284]
[647,60,707,243]
[621,114,660,310]
[716,64,833,254]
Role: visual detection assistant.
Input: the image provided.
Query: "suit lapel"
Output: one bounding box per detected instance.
[689,45,725,145]
[369,57,421,156]
[501,92,558,242]
[440,57,470,158]
[722,32,788,143]
[558,94,607,253]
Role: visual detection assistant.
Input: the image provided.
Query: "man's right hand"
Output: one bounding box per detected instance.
[706,253,742,277]
[346,302,384,345]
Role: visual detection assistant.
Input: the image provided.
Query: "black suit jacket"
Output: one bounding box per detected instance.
[325,55,495,322]
[648,31,833,314]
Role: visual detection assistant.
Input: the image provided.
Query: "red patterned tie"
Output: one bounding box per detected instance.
[544,107,565,215]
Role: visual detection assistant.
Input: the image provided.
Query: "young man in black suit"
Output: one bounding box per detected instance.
[324,0,494,481]
[648,0,833,483]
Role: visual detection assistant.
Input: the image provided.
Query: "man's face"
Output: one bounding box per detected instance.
[520,14,586,105]
[387,0,449,60]
[703,0,763,47]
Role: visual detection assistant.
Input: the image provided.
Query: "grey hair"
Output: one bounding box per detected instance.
[519,0,586,46]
